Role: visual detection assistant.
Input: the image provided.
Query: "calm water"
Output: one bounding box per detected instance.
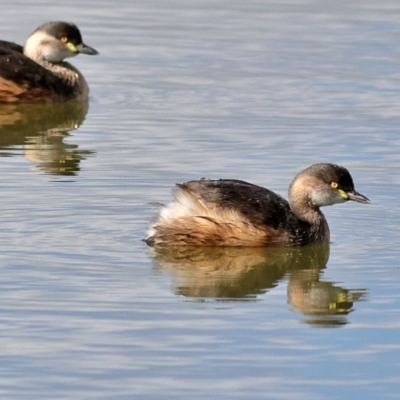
[0,1,400,399]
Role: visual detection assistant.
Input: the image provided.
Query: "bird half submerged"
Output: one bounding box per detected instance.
[146,163,370,247]
[0,21,98,102]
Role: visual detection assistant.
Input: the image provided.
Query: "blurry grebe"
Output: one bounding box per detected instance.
[0,21,98,102]
[146,163,370,247]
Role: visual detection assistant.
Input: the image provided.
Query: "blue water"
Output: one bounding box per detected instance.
[0,1,399,399]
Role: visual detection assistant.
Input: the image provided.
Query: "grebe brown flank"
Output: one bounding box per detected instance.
[0,21,98,103]
[146,163,370,247]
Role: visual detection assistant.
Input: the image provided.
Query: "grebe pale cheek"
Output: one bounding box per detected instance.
[146,163,370,247]
[0,21,98,103]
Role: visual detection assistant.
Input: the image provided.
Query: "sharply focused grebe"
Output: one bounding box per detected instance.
[146,163,370,247]
[0,21,98,102]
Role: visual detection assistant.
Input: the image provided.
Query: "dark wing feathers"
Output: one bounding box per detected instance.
[0,40,23,53]
[179,179,291,230]
[0,41,75,101]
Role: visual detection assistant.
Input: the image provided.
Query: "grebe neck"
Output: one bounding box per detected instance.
[288,174,330,245]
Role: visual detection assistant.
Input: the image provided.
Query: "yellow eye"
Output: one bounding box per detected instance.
[60,36,68,43]
[331,182,338,189]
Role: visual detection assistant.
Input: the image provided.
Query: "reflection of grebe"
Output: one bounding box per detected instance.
[150,244,330,299]
[147,163,370,247]
[150,245,368,326]
[0,101,93,175]
[287,271,367,327]
[0,21,98,102]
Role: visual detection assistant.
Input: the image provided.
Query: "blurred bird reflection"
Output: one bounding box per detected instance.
[150,244,367,327]
[0,101,94,175]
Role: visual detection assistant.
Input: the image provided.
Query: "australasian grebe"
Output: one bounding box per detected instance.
[146,163,370,247]
[0,21,98,103]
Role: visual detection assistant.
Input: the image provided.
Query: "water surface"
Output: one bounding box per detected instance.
[0,1,399,399]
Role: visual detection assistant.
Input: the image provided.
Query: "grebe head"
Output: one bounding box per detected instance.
[289,163,370,211]
[23,21,98,63]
